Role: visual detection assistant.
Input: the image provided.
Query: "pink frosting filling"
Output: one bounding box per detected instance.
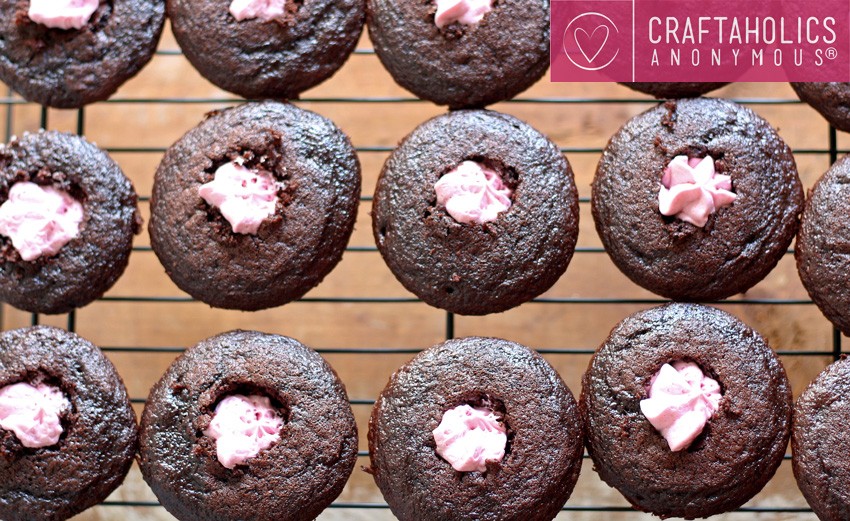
[658,155,736,228]
[28,0,99,30]
[432,404,506,472]
[229,0,287,21]
[434,161,512,224]
[0,382,69,448]
[435,0,493,28]
[203,394,284,469]
[198,160,280,235]
[639,361,722,452]
[0,182,84,261]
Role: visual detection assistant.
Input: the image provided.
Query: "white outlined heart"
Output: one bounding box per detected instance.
[562,11,619,72]
[574,25,609,64]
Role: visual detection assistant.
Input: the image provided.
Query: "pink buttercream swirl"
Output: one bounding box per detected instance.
[658,155,736,228]
[0,182,84,261]
[198,160,281,235]
[639,361,722,452]
[203,394,284,469]
[229,0,288,21]
[434,0,493,28]
[0,382,70,448]
[434,161,512,224]
[432,404,506,472]
[28,0,99,30]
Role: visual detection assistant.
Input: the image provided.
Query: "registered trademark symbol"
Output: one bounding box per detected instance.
[826,47,838,60]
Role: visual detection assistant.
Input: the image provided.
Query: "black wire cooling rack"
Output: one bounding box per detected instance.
[1,44,843,520]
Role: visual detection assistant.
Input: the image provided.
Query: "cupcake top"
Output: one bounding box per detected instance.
[793,357,850,521]
[367,0,549,108]
[149,101,360,311]
[372,109,579,315]
[791,82,850,133]
[796,154,850,335]
[0,326,138,521]
[592,97,803,301]
[581,303,792,518]
[139,330,358,521]
[368,336,584,521]
[168,0,365,99]
[0,0,165,108]
[0,131,141,314]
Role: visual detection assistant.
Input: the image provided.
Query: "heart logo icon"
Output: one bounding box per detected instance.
[562,12,619,72]
[574,25,610,64]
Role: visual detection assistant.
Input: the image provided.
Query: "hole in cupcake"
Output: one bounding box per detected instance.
[658,152,736,228]
[433,392,512,473]
[200,140,293,237]
[229,0,301,23]
[25,0,104,31]
[202,386,289,469]
[0,171,85,263]
[434,157,517,225]
[0,373,72,450]
[432,0,494,30]
[444,286,454,294]
[16,0,114,57]
[639,360,722,452]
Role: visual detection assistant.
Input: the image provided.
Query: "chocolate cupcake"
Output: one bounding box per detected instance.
[168,0,364,100]
[368,336,584,521]
[0,0,164,108]
[367,0,549,108]
[0,131,141,314]
[138,330,358,521]
[791,82,850,132]
[149,101,360,311]
[619,83,729,99]
[372,109,579,315]
[592,97,803,301]
[581,303,792,519]
[0,326,138,521]
[796,155,850,335]
[793,357,850,521]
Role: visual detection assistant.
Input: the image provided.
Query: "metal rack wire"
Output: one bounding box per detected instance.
[1,45,841,519]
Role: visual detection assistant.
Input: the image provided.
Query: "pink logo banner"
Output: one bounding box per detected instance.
[551,0,850,81]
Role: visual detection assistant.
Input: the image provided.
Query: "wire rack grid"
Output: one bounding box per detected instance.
[0,30,844,521]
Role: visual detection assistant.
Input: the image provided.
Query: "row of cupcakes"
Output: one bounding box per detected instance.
[3,0,850,115]
[0,0,549,108]
[0,0,694,108]
[0,303,846,520]
[2,97,849,330]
